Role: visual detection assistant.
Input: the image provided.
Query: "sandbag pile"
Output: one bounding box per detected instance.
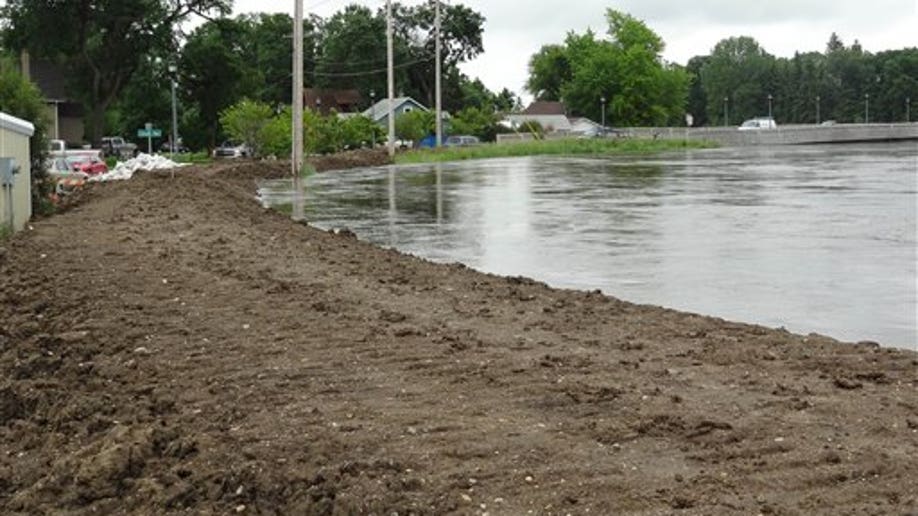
[89,154,185,182]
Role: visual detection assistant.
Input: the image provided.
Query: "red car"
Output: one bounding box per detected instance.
[64,155,108,175]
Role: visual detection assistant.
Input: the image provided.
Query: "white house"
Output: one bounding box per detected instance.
[1,111,35,233]
[505,101,573,133]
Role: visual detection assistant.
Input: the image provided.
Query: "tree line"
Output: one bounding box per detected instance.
[685,34,918,127]
[527,14,917,128]
[0,0,518,149]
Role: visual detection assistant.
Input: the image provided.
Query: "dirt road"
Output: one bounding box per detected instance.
[1,157,916,514]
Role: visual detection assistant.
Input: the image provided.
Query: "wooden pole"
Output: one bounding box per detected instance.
[387,0,396,156]
[435,0,443,147]
[292,0,304,177]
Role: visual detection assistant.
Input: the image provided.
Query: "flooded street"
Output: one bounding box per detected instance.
[260,142,917,349]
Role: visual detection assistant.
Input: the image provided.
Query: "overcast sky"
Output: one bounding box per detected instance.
[239,0,917,98]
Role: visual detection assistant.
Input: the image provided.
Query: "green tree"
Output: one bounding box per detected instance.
[0,0,231,144]
[395,109,435,143]
[526,44,571,101]
[244,13,320,106]
[314,2,485,112]
[107,57,173,147]
[494,88,521,112]
[699,36,776,125]
[685,56,709,126]
[219,99,275,157]
[0,54,49,213]
[260,107,292,158]
[340,115,383,149]
[450,106,500,141]
[458,77,495,110]
[872,49,918,122]
[529,10,689,126]
[179,18,256,149]
[315,5,388,97]
[393,1,485,108]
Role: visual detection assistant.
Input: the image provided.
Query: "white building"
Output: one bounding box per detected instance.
[1,112,35,233]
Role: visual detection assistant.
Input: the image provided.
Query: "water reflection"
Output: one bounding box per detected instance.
[259,143,917,349]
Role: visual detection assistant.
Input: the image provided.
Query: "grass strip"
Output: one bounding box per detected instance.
[394,138,716,165]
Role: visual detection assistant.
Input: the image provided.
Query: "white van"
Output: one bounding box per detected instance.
[738,117,777,130]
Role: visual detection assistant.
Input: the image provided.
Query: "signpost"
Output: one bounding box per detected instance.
[137,122,162,154]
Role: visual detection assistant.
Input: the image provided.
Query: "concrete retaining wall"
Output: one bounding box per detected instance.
[628,123,918,146]
[497,123,918,147]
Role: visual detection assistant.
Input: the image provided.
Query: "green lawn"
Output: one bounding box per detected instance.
[394,138,716,165]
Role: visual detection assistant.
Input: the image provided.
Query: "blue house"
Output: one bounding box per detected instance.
[362,96,429,127]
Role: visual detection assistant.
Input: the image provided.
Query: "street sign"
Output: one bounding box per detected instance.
[137,128,162,138]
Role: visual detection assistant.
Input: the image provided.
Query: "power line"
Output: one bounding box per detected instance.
[308,56,435,77]
[304,49,439,68]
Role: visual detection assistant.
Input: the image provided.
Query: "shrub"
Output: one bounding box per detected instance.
[220,101,386,157]
[395,110,435,144]
[219,99,274,157]
[260,107,292,158]
[450,107,501,142]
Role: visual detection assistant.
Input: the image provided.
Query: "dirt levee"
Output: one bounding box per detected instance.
[1,158,916,514]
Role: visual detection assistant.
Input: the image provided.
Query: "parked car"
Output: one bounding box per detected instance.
[444,135,481,147]
[578,126,626,139]
[63,154,108,175]
[738,117,778,130]
[213,140,251,159]
[160,138,189,153]
[48,139,66,153]
[48,160,90,196]
[101,136,139,159]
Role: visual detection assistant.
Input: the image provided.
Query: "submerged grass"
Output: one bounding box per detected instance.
[394,138,716,165]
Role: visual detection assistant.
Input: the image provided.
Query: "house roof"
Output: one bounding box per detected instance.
[522,101,567,116]
[0,111,36,137]
[362,97,429,122]
[304,88,363,115]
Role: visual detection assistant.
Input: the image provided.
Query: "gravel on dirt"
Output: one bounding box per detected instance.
[1,151,916,514]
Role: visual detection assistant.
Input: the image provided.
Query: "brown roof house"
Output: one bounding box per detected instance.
[505,101,573,133]
[304,88,363,116]
[19,51,85,145]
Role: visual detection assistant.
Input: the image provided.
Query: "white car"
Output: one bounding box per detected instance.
[738,117,778,130]
[445,135,481,147]
[213,140,251,159]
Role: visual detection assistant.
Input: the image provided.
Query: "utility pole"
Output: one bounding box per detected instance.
[435,0,443,147]
[168,64,178,159]
[292,0,304,177]
[386,0,396,157]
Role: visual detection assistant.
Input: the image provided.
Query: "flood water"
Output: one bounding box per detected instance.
[259,143,918,349]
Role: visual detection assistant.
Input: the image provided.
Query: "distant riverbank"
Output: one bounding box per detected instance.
[394,138,716,164]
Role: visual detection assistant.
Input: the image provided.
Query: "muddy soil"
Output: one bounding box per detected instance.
[1,155,916,515]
